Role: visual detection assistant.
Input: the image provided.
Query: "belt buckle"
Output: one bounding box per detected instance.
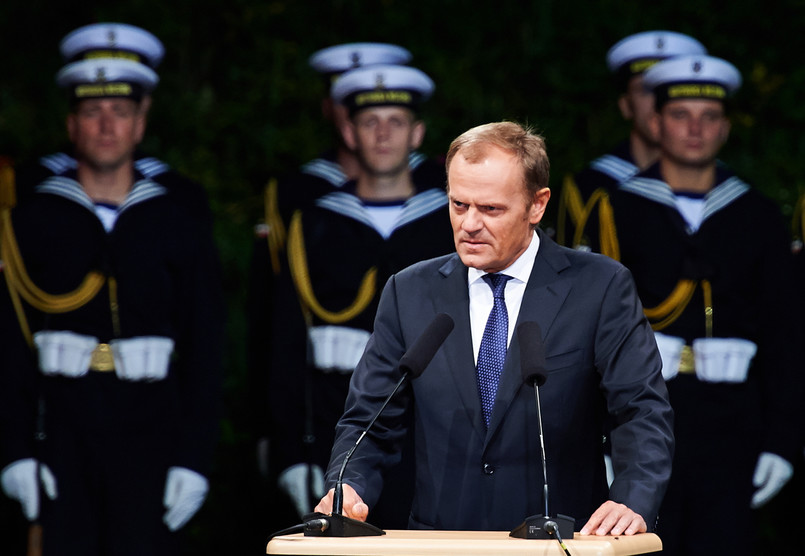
[677,345,695,375]
[90,343,115,372]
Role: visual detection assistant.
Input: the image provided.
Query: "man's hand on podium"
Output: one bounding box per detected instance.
[580,500,646,536]
[314,483,370,522]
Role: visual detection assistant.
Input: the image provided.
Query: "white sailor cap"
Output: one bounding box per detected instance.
[606,31,707,83]
[643,54,742,108]
[331,64,434,116]
[56,58,159,103]
[309,42,412,76]
[60,23,165,69]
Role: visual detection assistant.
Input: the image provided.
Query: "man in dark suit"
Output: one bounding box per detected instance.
[314,121,673,535]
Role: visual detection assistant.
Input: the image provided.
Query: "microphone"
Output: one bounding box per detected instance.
[305,313,455,537]
[510,322,575,543]
[519,320,547,388]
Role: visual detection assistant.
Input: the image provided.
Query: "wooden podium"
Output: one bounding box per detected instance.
[267,529,662,555]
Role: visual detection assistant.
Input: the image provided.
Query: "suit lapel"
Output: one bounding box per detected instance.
[433,255,488,442]
[485,233,572,444]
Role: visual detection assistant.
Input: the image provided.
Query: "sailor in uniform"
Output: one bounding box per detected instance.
[247,44,445,529]
[263,63,455,526]
[0,39,224,556]
[15,23,211,233]
[591,54,803,555]
[556,30,706,251]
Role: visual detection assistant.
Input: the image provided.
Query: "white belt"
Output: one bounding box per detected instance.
[653,332,756,383]
[34,330,174,381]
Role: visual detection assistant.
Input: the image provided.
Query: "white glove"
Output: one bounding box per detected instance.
[277,463,324,519]
[751,452,793,508]
[111,337,174,382]
[0,458,58,521]
[162,466,209,531]
[34,330,97,378]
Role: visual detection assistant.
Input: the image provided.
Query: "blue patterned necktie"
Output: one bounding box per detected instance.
[477,273,512,427]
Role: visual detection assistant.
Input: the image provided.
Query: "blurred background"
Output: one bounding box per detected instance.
[2,0,804,553]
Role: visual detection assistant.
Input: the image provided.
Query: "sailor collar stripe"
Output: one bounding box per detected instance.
[135,157,170,178]
[38,153,170,179]
[315,188,446,234]
[619,175,750,225]
[590,154,639,183]
[39,152,78,174]
[301,158,349,187]
[35,176,167,215]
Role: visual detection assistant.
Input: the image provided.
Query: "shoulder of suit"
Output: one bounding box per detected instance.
[392,252,460,282]
[544,237,625,277]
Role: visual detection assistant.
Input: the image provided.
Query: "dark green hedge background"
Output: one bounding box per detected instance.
[2,1,804,554]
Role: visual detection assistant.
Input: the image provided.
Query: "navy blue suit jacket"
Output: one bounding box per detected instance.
[325,230,673,531]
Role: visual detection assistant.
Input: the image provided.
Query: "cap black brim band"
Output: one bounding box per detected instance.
[615,58,662,90]
[344,89,422,115]
[655,81,727,108]
[69,81,145,103]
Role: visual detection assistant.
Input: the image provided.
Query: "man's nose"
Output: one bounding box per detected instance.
[462,208,483,233]
[376,122,390,140]
[99,112,114,131]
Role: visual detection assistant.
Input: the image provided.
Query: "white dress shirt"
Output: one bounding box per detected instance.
[467,231,540,364]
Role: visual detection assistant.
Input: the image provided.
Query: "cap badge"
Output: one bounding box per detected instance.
[106,30,117,47]
[656,37,665,52]
[95,67,108,82]
[693,61,702,73]
[375,73,385,89]
[350,51,361,69]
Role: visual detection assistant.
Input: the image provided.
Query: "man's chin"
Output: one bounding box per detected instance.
[457,250,490,271]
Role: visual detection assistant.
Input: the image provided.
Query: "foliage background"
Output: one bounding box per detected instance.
[2,0,804,554]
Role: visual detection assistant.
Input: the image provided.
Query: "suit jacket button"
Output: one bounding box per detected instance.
[483,463,495,475]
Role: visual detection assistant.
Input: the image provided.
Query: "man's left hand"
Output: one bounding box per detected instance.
[580,500,646,536]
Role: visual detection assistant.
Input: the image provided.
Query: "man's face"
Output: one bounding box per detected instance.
[342,106,424,177]
[618,75,659,146]
[67,98,145,172]
[447,145,549,273]
[651,98,730,168]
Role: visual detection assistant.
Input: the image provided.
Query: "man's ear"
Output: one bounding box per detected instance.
[410,120,426,150]
[133,107,147,145]
[139,95,153,116]
[719,118,732,145]
[647,110,661,142]
[529,187,552,225]
[340,118,358,151]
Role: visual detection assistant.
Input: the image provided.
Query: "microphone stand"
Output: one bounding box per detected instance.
[510,376,575,541]
[304,373,411,537]
[305,313,454,537]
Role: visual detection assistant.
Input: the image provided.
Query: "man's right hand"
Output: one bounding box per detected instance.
[314,483,369,522]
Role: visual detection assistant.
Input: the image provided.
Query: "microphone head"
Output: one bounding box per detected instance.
[518,321,547,387]
[399,313,454,379]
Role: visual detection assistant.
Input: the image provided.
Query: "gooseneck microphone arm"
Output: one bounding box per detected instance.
[332,371,409,516]
[305,313,455,537]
